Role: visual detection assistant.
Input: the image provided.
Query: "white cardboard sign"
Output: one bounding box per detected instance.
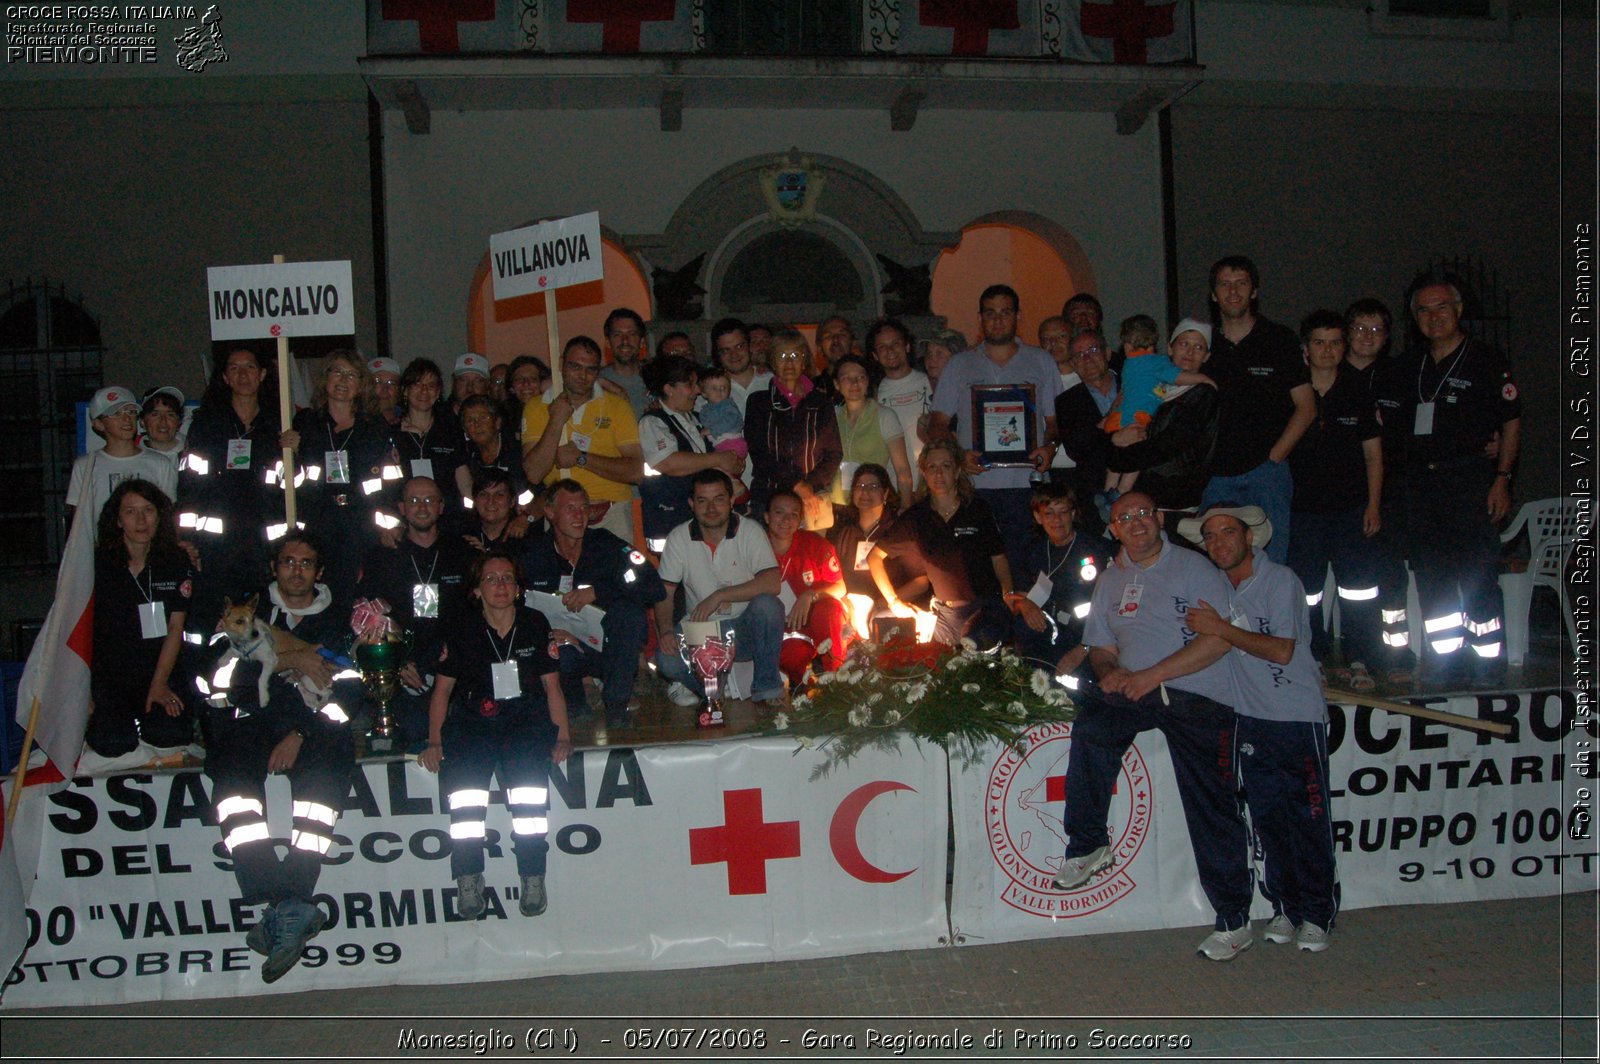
[207,260,355,341]
[490,212,604,301]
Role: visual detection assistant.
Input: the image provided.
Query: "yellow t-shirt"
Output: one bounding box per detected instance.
[521,386,639,503]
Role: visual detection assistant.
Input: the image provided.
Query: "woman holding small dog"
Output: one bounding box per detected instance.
[419,550,572,920]
[83,479,196,773]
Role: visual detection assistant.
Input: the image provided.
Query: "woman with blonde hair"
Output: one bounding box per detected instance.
[867,439,1013,648]
[282,349,400,601]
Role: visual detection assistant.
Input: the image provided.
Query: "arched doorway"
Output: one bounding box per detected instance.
[930,213,1096,346]
[467,234,652,366]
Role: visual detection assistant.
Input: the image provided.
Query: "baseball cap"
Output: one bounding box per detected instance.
[89,386,139,420]
[454,353,489,378]
[1169,318,1213,349]
[140,385,185,411]
[368,357,401,379]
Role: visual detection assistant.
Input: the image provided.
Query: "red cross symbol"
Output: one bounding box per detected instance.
[919,0,1020,57]
[566,0,677,54]
[1080,0,1177,64]
[381,0,496,54]
[689,788,801,895]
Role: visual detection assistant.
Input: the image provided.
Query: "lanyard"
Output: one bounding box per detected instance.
[1417,339,1468,405]
[1042,539,1075,583]
[486,624,517,664]
[130,564,155,604]
[858,516,884,554]
[327,420,357,453]
[409,549,438,588]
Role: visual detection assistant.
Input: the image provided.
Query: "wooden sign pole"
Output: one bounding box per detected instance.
[543,289,561,367]
[274,253,297,526]
[1325,688,1513,736]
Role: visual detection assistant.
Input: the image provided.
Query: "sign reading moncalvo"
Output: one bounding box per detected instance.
[490,212,604,301]
[207,260,355,341]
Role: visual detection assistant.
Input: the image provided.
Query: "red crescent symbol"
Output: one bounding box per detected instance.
[829,781,916,883]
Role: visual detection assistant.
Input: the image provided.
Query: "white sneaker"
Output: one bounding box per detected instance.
[666,681,701,707]
[1051,845,1114,890]
[1296,921,1329,952]
[1263,913,1296,944]
[1196,925,1253,962]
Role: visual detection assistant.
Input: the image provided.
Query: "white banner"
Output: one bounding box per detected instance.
[950,690,1596,946]
[489,212,604,301]
[206,260,355,342]
[2,737,948,1007]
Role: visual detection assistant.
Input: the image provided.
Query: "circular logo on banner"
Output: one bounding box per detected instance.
[984,721,1152,918]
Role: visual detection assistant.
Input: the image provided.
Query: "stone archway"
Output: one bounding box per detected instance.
[626,151,960,346]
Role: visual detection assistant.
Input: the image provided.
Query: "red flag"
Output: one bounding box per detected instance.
[16,471,97,775]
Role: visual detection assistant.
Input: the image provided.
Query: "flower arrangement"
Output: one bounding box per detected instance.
[774,637,1076,776]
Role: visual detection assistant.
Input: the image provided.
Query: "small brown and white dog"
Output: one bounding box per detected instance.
[218,595,315,707]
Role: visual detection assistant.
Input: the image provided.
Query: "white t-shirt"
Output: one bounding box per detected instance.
[875,370,930,483]
[67,448,180,536]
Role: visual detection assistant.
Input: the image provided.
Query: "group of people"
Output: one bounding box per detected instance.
[64,251,1521,978]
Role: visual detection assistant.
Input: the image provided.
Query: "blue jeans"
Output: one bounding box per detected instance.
[1201,459,1293,565]
[557,605,649,721]
[653,593,786,700]
[977,486,1038,579]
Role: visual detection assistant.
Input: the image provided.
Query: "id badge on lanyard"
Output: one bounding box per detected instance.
[491,660,522,699]
[326,449,351,484]
[410,458,434,480]
[1117,582,1143,617]
[854,541,873,571]
[138,600,168,639]
[226,438,252,470]
[413,582,440,618]
[1413,402,1435,436]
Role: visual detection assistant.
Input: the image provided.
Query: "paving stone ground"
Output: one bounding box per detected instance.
[4,893,1595,1062]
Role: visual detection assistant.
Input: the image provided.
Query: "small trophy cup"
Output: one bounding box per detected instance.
[351,597,411,755]
[680,622,735,728]
[356,634,411,753]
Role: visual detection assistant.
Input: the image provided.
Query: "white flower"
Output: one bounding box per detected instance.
[798,735,814,749]
[905,681,929,703]
[848,708,868,726]
[884,709,902,725]
[962,682,981,694]
[1030,670,1053,697]
[1008,700,1028,720]
[773,712,790,730]
[945,656,966,671]
[1046,687,1070,706]
[959,637,978,654]
[792,694,811,711]
[866,691,883,705]
[815,638,833,657]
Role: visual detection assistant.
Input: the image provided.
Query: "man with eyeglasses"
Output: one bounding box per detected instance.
[205,526,357,983]
[1051,329,1120,538]
[600,307,651,419]
[522,335,644,544]
[928,284,1062,576]
[1395,279,1521,683]
[1053,491,1254,963]
[710,317,772,418]
[356,476,477,747]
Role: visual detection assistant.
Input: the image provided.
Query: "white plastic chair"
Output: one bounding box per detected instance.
[1498,498,1579,667]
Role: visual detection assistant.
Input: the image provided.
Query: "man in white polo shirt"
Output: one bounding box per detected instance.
[653,470,786,707]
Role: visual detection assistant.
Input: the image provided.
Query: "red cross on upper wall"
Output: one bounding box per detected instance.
[381,0,496,54]
[566,0,678,53]
[919,0,1021,57]
[1080,0,1178,64]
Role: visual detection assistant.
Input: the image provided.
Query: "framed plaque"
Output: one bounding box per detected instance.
[970,383,1037,468]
